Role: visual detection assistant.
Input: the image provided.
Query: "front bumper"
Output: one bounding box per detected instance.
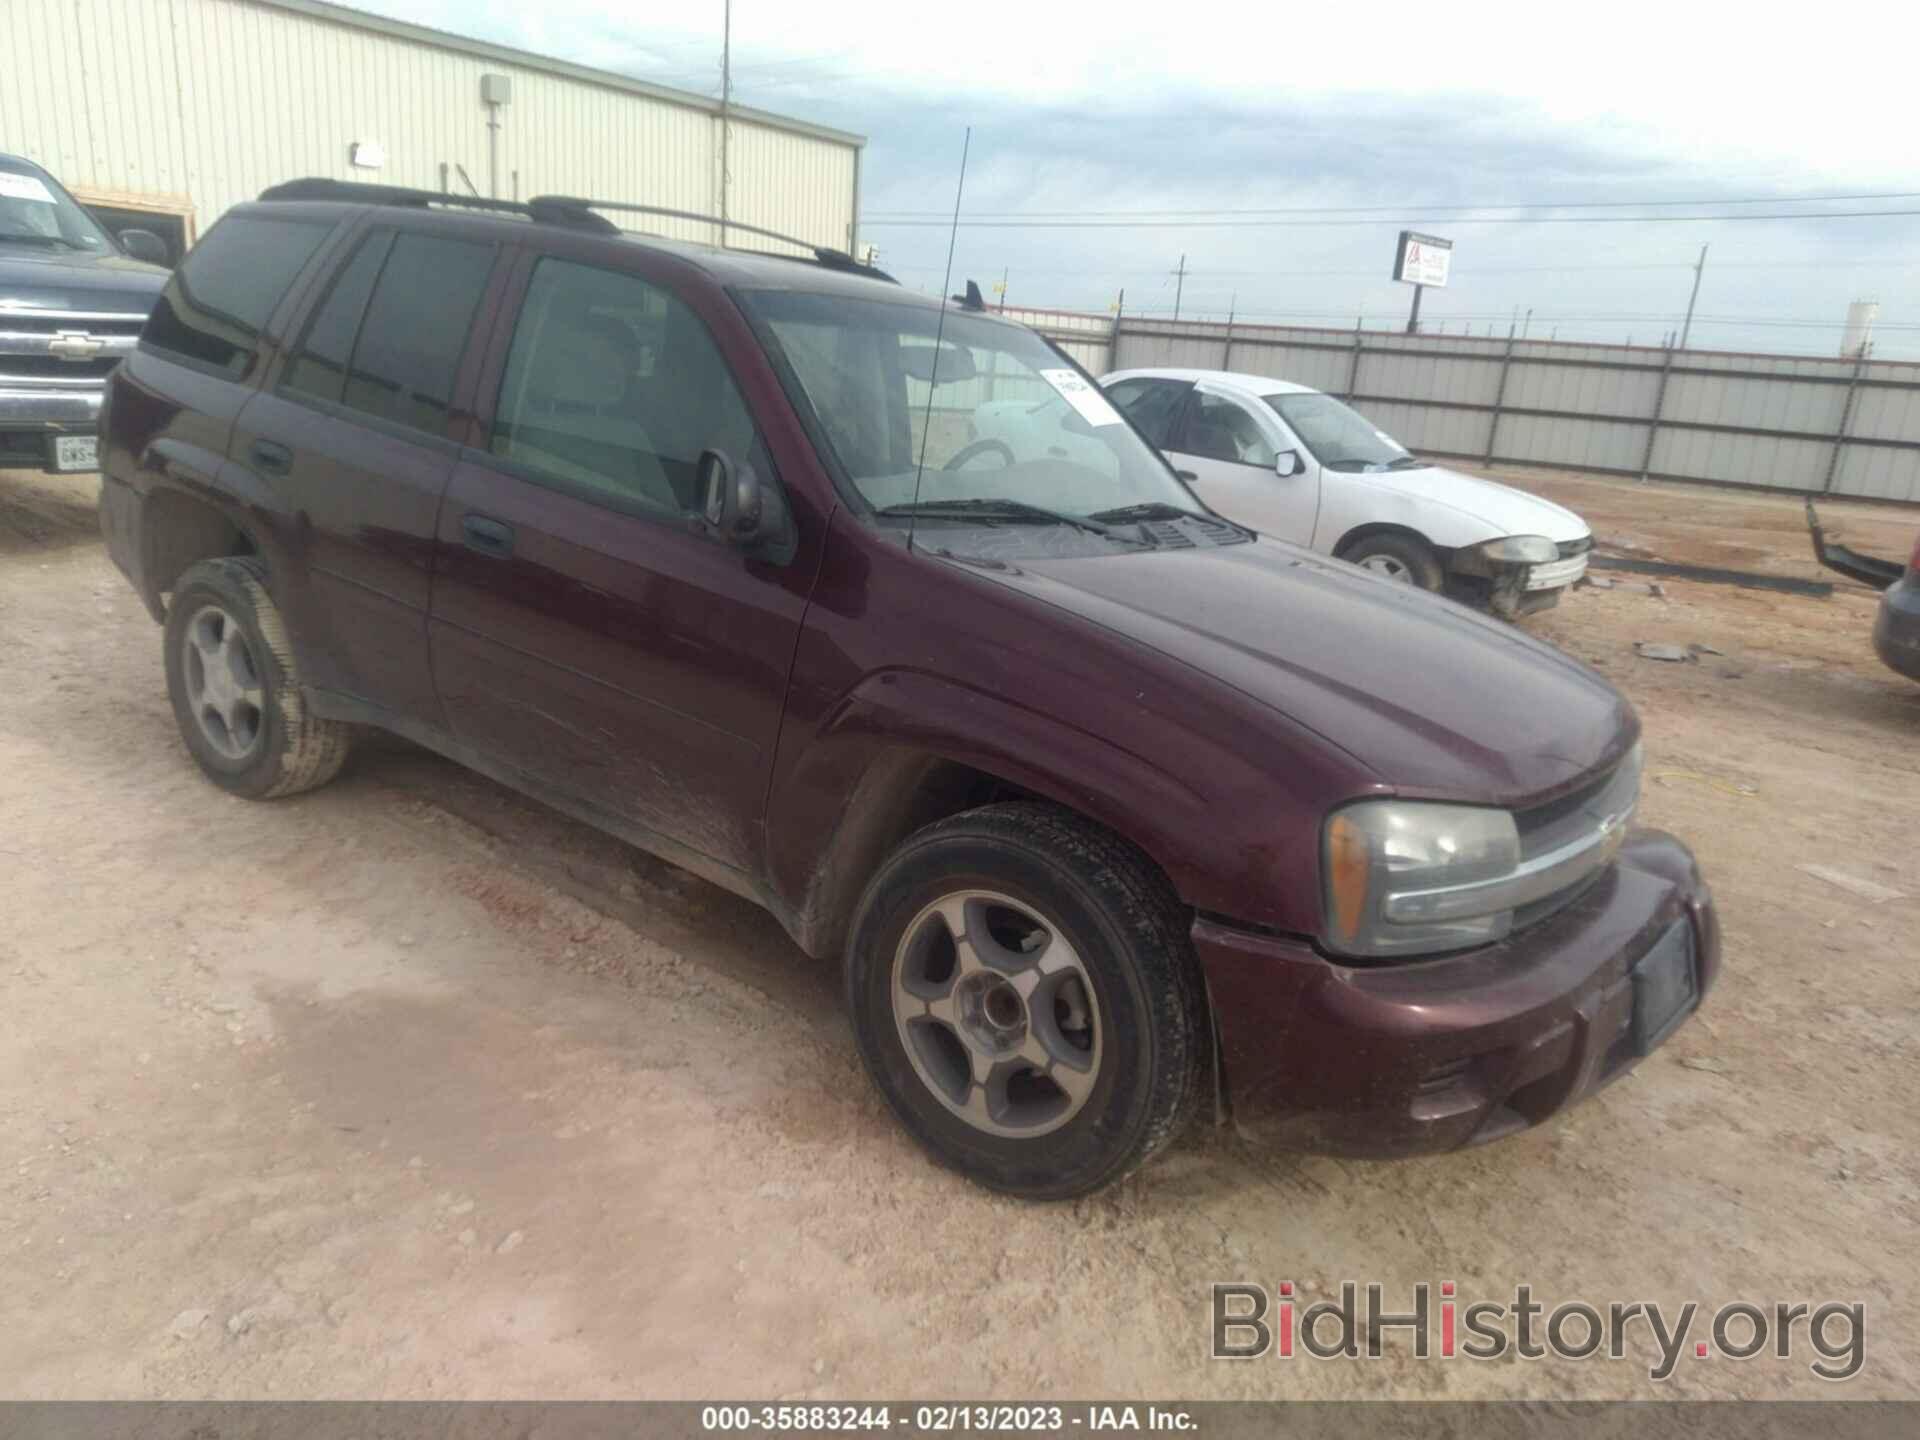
[0,384,104,430]
[1,384,103,470]
[1872,572,1920,681]
[1193,828,1719,1156]
[1524,551,1589,591]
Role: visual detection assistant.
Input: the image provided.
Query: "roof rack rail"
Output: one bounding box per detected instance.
[536,197,894,282]
[256,178,892,282]
[257,178,622,234]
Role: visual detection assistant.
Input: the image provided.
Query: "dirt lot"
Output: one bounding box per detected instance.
[1,466,1915,1400]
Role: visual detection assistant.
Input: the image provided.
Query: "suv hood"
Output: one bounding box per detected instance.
[984,536,1633,805]
[1343,462,1591,544]
[0,247,168,315]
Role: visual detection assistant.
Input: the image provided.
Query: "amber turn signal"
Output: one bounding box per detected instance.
[1325,811,1372,945]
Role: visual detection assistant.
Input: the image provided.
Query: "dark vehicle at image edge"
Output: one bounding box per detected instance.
[97,179,1719,1198]
[2,152,170,474]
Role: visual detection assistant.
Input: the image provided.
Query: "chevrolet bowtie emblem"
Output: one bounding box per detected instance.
[49,331,104,361]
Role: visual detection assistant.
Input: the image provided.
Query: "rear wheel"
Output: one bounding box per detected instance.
[845,803,1208,1198]
[1342,532,1445,591]
[163,557,351,799]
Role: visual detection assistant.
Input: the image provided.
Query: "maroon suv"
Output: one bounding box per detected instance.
[97,180,1718,1197]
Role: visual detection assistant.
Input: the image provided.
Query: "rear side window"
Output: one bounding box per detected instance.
[340,234,494,436]
[489,257,760,519]
[283,231,391,405]
[142,215,330,376]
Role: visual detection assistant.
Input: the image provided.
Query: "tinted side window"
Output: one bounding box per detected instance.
[339,234,494,437]
[1106,378,1187,448]
[1181,392,1277,467]
[491,258,760,519]
[283,231,392,405]
[141,215,330,376]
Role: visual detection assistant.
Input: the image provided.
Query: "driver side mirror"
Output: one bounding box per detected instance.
[698,448,791,558]
[117,228,170,265]
[1275,449,1303,478]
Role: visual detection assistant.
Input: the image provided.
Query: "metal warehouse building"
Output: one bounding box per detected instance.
[2,0,863,259]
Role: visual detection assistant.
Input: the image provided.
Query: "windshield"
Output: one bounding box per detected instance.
[743,291,1200,526]
[0,162,115,251]
[1265,391,1426,472]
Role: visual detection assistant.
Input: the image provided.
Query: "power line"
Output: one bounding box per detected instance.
[866,191,1920,220]
[864,209,1920,230]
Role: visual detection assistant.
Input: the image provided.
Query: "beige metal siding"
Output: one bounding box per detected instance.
[1,0,858,249]
[980,308,1920,501]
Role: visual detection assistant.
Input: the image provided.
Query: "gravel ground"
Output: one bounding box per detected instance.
[0,466,1915,1399]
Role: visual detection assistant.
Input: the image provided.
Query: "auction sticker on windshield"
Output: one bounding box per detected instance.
[1041,368,1123,427]
[0,172,57,204]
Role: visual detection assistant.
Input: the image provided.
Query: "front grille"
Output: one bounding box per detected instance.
[0,310,146,338]
[0,311,142,392]
[0,355,121,381]
[1505,748,1641,930]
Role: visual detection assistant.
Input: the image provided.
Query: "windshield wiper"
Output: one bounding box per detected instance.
[876,497,1118,539]
[1086,501,1209,524]
[1386,455,1429,470]
[0,232,77,248]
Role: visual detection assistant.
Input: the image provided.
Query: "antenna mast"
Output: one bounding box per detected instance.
[907,128,973,555]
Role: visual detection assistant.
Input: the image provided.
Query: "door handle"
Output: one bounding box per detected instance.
[461,513,515,557]
[1175,469,1199,482]
[249,438,293,475]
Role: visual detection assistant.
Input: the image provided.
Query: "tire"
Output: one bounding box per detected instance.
[1342,532,1445,591]
[845,802,1209,1199]
[162,556,351,799]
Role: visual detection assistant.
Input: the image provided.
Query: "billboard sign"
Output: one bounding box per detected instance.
[1393,230,1453,288]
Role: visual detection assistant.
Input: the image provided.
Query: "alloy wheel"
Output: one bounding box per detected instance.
[890,889,1102,1138]
[180,604,266,761]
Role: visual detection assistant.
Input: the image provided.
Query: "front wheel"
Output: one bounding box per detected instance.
[1342,532,1445,591]
[845,804,1209,1199]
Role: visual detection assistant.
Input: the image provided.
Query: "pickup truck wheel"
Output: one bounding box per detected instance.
[163,557,351,799]
[846,803,1208,1199]
[1343,533,1445,591]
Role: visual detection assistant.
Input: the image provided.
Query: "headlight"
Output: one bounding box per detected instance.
[1324,802,1521,958]
[1478,535,1559,564]
[1323,744,1643,960]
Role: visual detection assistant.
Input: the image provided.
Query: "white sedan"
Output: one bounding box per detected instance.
[1097,367,1592,616]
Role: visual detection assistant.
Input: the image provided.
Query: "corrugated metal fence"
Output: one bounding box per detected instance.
[999,306,1920,504]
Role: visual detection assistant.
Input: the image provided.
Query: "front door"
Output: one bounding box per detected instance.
[427,250,812,878]
[1164,385,1320,544]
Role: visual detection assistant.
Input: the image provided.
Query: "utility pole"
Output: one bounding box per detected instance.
[1522,307,1533,340]
[718,0,732,247]
[997,265,1009,311]
[1172,254,1188,320]
[1679,243,1708,350]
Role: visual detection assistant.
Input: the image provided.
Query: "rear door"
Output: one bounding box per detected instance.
[1164,385,1319,543]
[426,246,813,878]
[232,219,509,731]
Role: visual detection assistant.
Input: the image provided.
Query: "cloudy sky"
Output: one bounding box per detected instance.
[361,0,1920,356]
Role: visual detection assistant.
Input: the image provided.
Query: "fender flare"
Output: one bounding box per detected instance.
[772,668,1208,959]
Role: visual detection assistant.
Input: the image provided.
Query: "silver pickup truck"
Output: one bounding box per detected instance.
[2,152,168,475]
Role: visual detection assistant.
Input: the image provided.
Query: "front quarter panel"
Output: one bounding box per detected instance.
[1313,471,1507,554]
[765,513,1377,951]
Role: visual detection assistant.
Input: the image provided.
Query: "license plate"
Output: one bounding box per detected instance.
[52,435,98,472]
[1631,919,1697,1054]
